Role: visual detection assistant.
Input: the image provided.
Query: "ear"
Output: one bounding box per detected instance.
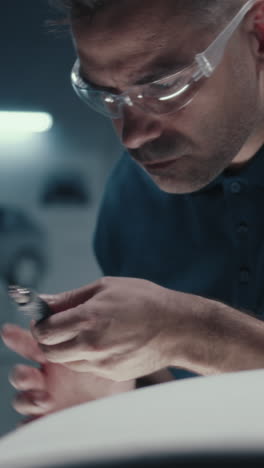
[254,1,264,53]
[241,1,264,69]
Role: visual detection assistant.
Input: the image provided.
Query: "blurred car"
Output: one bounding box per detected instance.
[41,171,91,206]
[0,205,48,288]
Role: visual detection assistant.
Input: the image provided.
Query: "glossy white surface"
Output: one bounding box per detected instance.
[0,369,264,467]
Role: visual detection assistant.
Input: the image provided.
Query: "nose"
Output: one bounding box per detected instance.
[113,106,163,149]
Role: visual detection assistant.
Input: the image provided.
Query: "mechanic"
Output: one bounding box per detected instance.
[2,0,264,421]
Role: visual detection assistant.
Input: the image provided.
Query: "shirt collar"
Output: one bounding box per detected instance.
[198,144,264,193]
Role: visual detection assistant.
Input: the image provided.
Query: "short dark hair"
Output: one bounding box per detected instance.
[51,0,245,27]
[51,0,110,19]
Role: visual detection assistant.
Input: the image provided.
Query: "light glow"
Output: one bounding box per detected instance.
[158,84,190,101]
[0,112,53,136]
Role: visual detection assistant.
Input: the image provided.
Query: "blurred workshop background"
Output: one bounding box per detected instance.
[0,0,122,436]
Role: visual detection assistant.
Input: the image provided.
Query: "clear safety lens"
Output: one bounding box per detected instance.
[130,63,206,115]
[72,60,205,118]
[73,85,123,118]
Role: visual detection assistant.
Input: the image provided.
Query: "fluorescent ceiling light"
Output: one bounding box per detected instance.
[0,112,53,135]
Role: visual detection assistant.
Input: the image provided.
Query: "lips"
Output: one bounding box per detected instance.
[142,157,181,170]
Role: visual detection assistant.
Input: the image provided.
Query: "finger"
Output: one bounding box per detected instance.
[31,302,99,345]
[1,324,47,363]
[9,365,46,392]
[39,334,97,363]
[39,280,102,314]
[13,391,53,416]
[62,360,106,375]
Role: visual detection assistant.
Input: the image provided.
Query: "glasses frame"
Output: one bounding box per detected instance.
[71,0,258,118]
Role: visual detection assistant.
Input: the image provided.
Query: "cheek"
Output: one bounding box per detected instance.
[179,59,260,160]
[202,38,259,119]
[194,70,231,116]
[182,60,250,134]
[160,66,233,139]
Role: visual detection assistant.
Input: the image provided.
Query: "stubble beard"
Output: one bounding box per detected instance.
[130,113,260,195]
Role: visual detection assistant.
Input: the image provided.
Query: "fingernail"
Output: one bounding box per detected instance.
[39,294,53,302]
[1,326,14,343]
[1,324,15,335]
[33,392,50,408]
[0,334,9,345]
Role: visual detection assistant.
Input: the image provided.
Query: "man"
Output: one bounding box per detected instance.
[2,0,264,422]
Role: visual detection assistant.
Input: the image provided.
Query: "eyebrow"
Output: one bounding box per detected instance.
[134,61,189,85]
[80,59,189,92]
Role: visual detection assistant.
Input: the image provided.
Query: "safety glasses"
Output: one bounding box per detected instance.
[71,0,257,118]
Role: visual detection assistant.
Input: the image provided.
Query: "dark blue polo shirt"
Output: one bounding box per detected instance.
[93,146,264,379]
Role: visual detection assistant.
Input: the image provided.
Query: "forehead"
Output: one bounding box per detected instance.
[72,0,206,83]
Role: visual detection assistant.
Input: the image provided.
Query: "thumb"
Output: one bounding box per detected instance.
[39,280,102,314]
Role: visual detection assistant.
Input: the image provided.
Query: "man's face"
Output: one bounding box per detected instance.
[72,0,262,194]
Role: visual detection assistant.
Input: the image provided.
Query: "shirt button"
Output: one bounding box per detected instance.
[230,182,242,194]
[239,268,250,284]
[237,222,249,235]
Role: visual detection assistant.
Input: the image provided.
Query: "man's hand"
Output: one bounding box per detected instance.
[30,277,191,381]
[1,324,135,421]
[29,276,264,380]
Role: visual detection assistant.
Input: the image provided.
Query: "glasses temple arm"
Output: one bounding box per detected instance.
[195,0,256,77]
